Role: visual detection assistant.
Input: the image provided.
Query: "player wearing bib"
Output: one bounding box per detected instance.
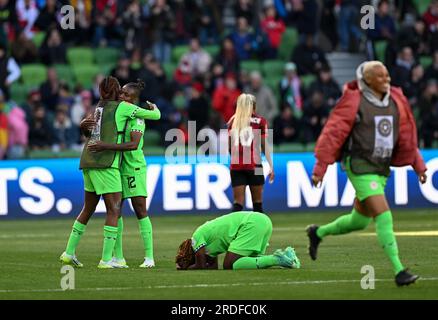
[228,94,274,214]
[88,80,159,268]
[60,77,160,269]
[307,61,427,286]
[175,211,300,270]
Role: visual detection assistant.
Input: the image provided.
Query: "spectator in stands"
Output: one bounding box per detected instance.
[110,55,136,87]
[71,89,93,127]
[188,82,210,136]
[245,70,277,126]
[212,72,241,123]
[279,62,303,117]
[229,16,256,60]
[336,0,363,52]
[16,0,39,39]
[272,105,301,145]
[260,4,286,59]
[367,0,397,42]
[137,54,166,102]
[7,103,28,159]
[213,38,240,75]
[69,0,93,45]
[422,0,438,52]
[197,0,222,45]
[91,74,105,103]
[234,0,255,27]
[10,29,38,64]
[179,37,212,79]
[394,18,428,58]
[292,34,328,75]
[403,63,425,108]
[171,0,198,45]
[390,46,415,88]
[319,0,338,51]
[39,67,60,114]
[154,83,182,145]
[39,27,67,65]
[149,0,175,63]
[121,0,144,52]
[308,64,342,109]
[174,55,193,87]
[28,103,54,150]
[93,0,122,47]
[34,0,59,31]
[0,90,7,159]
[419,79,438,148]
[52,105,79,151]
[424,50,438,82]
[21,89,41,124]
[0,43,21,101]
[302,90,329,143]
[287,0,318,43]
[0,0,20,45]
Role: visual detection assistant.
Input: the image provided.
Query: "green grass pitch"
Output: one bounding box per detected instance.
[1,210,437,300]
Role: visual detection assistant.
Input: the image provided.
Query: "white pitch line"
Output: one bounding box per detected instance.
[1,277,438,294]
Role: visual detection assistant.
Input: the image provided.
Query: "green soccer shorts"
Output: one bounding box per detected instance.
[121,170,147,199]
[228,212,273,257]
[83,168,122,195]
[346,158,388,201]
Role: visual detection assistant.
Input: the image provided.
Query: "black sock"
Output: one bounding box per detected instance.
[253,202,263,213]
[233,203,243,212]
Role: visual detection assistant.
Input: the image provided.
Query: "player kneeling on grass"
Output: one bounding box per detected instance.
[175,211,300,270]
[308,61,427,286]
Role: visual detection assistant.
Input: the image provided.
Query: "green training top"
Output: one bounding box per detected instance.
[191,211,254,257]
[120,111,158,174]
[112,101,161,169]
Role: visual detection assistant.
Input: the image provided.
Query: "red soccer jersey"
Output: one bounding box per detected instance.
[228,113,268,171]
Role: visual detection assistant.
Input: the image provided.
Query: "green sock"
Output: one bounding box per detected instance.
[232,255,278,270]
[317,209,371,239]
[375,211,404,275]
[102,225,118,262]
[65,221,86,256]
[138,216,154,259]
[113,217,124,260]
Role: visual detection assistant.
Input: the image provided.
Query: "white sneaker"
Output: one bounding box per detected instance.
[97,260,116,269]
[139,257,155,268]
[111,257,129,268]
[59,251,83,268]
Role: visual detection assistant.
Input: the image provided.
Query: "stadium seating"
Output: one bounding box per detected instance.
[275,142,305,153]
[20,63,47,86]
[374,40,388,63]
[278,27,299,61]
[94,47,120,66]
[420,56,433,69]
[54,64,76,88]
[172,45,189,63]
[264,76,281,103]
[67,47,94,65]
[163,62,177,79]
[240,60,262,73]
[32,31,46,48]
[262,60,285,78]
[10,83,35,105]
[143,130,162,147]
[72,64,100,88]
[413,0,431,15]
[203,44,220,58]
[300,74,317,90]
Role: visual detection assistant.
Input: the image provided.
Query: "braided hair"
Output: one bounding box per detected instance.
[99,76,121,100]
[124,79,145,99]
[175,239,195,270]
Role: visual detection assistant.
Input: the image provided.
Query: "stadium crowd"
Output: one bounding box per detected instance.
[0,0,437,159]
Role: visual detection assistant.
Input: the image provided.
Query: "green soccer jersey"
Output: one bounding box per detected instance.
[111,101,161,169]
[191,211,254,257]
[120,117,146,174]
